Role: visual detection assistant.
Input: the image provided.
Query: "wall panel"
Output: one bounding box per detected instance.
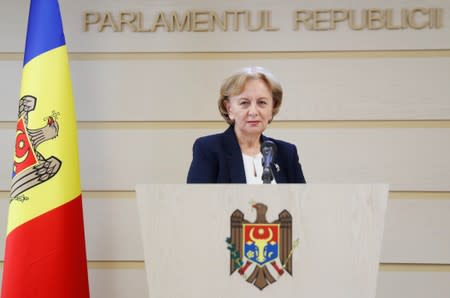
[376,270,450,298]
[381,199,450,263]
[2,194,450,263]
[1,57,450,121]
[88,268,149,298]
[3,264,449,298]
[82,195,143,260]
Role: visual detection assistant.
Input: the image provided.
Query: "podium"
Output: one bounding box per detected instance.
[136,184,388,298]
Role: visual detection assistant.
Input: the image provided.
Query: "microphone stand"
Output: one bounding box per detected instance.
[262,166,273,184]
[261,140,277,184]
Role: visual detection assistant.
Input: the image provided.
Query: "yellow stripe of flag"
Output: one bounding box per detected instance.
[8,45,81,234]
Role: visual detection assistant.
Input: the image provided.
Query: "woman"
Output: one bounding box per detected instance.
[187,66,306,184]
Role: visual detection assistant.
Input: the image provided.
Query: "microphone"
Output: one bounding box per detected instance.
[261,140,277,184]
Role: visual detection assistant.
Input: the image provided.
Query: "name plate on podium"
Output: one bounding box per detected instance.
[136,184,388,298]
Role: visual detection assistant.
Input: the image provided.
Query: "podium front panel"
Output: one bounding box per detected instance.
[136,184,388,298]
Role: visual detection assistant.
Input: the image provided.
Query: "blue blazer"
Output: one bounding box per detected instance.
[187,126,306,183]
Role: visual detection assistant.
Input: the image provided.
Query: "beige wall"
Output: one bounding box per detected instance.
[1,0,450,297]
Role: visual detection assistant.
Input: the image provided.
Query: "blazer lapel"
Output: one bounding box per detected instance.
[222,126,246,183]
[272,159,286,183]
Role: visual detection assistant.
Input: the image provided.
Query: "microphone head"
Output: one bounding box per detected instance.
[261,140,277,155]
[261,140,277,183]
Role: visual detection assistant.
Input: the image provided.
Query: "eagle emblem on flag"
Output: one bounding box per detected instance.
[11,95,61,200]
[226,203,298,290]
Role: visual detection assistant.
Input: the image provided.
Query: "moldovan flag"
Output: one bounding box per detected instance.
[1,0,90,297]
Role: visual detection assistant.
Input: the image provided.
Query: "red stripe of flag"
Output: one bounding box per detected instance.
[1,196,89,298]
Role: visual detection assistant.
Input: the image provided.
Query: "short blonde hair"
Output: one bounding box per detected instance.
[218,66,283,125]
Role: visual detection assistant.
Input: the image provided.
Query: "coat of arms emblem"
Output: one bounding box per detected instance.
[226,203,298,290]
[11,95,61,201]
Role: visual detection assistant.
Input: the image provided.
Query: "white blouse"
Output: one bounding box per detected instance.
[242,153,276,184]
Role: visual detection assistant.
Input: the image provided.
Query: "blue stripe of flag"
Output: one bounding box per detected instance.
[24,0,66,66]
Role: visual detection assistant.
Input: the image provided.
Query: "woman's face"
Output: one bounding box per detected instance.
[226,79,274,139]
